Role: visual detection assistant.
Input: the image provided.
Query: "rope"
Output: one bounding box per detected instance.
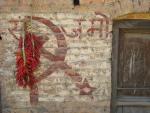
[30,0,35,57]
[22,21,26,66]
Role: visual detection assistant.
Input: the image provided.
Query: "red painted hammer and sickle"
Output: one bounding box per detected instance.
[9,16,96,105]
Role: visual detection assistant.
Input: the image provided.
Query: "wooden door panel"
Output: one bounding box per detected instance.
[118,29,150,96]
[117,106,150,113]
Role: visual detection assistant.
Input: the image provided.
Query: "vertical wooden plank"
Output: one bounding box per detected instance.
[0,82,2,113]
[111,21,120,113]
[117,106,123,113]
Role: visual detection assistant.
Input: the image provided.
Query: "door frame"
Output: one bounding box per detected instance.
[111,20,150,113]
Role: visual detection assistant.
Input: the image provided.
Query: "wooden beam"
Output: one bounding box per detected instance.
[114,13,150,20]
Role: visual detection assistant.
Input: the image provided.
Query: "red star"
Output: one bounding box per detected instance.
[76,79,96,95]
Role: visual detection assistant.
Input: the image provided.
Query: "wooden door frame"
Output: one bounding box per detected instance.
[111,20,150,113]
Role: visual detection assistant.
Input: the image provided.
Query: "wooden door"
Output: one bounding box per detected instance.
[112,20,150,113]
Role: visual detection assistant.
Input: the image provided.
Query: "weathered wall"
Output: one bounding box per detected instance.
[0,12,112,113]
[0,0,150,113]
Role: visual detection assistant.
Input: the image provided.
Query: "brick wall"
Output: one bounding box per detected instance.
[0,12,112,113]
[0,0,150,113]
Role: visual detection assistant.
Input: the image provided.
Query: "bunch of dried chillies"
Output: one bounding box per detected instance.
[16,29,43,88]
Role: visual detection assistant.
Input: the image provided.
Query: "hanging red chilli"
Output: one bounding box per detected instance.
[16,32,43,88]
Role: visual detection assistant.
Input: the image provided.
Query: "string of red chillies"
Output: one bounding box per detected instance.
[16,32,43,88]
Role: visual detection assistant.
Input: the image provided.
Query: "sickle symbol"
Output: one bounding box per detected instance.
[9,16,96,105]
